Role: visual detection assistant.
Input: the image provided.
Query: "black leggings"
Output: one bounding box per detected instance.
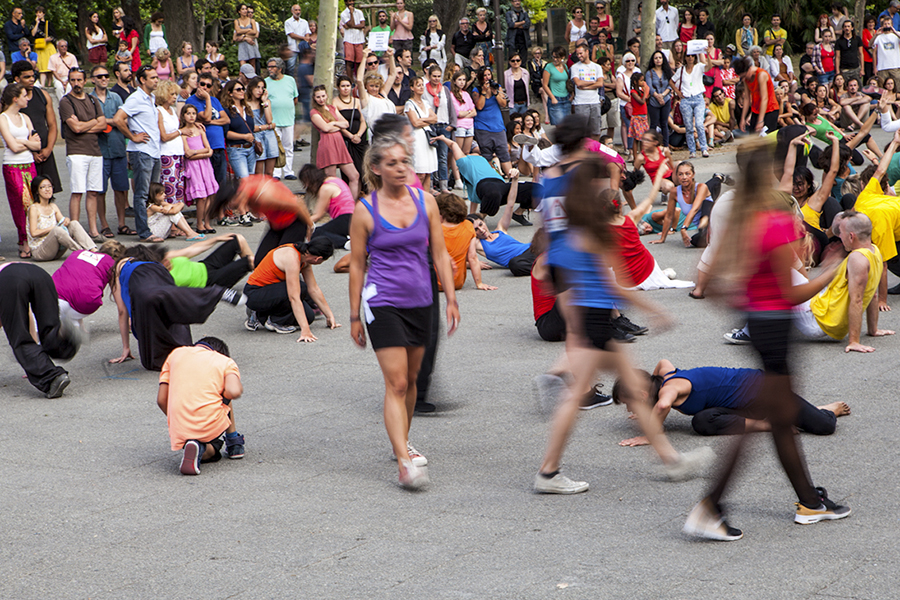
[201,237,252,288]
[311,213,351,249]
[535,304,566,342]
[707,314,821,509]
[129,262,225,371]
[508,250,537,276]
[243,280,315,327]
[691,394,837,436]
[474,180,539,216]
[0,264,76,393]
[254,219,309,266]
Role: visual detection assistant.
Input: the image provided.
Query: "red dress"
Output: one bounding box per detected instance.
[120,30,142,75]
[611,218,655,287]
[312,105,353,169]
[679,24,696,43]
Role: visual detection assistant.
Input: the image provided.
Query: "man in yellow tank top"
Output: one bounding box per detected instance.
[810,211,894,352]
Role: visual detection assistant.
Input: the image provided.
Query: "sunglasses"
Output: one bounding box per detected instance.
[198,82,213,88]
[93,73,110,79]
[366,60,378,66]
[510,58,521,63]
[233,87,245,92]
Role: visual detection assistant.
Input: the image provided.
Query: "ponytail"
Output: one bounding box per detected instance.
[293,237,334,260]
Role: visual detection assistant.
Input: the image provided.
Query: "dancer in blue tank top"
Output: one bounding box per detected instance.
[613,359,850,445]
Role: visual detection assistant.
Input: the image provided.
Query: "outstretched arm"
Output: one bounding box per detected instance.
[845,109,878,150]
[873,129,900,183]
[808,131,841,213]
[166,234,230,259]
[467,237,496,290]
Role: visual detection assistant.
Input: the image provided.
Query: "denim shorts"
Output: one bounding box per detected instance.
[102,156,129,194]
[455,126,475,138]
[817,71,835,85]
[255,131,280,161]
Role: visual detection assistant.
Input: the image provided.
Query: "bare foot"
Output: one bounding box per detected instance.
[820,401,850,417]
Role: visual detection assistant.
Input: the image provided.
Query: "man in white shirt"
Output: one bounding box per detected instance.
[284,4,310,77]
[872,15,900,91]
[570,40,604,140]
[340,0,366,84]
[655,0,679,50]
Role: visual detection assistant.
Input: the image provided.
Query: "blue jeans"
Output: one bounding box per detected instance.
[227,145,257,179]
[128,151,161,239]
[210,148,228,183]
[512,102,528,115]
[620,105,633,149]
[286,52,298,78]
[548,98,571,125]
[431,123,451,185]
[680,94,708,154]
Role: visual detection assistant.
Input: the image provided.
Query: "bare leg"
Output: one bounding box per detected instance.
[499,161,511,176]
[418,172,431,194]
[196,195,211,231]
[338,162,359,199]
[114,190,129,231]
[693,268,712,297]
[85,191,102,236]
[374,345,426,476]
[173,214,201,237]
[69,192,83,223]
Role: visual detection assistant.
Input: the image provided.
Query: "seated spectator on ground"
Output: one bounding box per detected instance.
[614,360,849,444]
[157,336,246,476]
[840,77,871,129]
[726,211,892,351]
[439,137,538,223]
[709,86,736,143]
[468,178,537,276]
[146,183,205,241]
[435,191,496,291]
[27,176,98,261]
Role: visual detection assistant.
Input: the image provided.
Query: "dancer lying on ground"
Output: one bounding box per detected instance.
[615,360,850,445]
[468,171,537,276]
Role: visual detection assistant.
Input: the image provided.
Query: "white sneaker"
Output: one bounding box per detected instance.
[392,442,427,467]
[534,472,589,494]
[399,460,430,490]
[683,498,743,541]
[454,179,464,190]
[664,447,715,482]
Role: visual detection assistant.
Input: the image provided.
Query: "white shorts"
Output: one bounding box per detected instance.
[66,155,104,194]
[58,299,90,322]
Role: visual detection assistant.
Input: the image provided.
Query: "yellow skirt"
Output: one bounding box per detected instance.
[36,43,55,72]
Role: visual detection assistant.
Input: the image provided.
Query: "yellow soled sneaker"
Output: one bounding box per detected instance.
[794,487,851,524]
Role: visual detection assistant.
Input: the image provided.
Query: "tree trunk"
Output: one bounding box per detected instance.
[435,0,468,62]
[161,0,200,57]
[855,0,865,34]
[641,0,657,71]
[312,0,340,158]
[122,0,143,34]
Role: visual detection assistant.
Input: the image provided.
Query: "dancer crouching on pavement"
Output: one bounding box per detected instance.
[615,360,850,444]
[348,133,459,490]
[52,240,126,327]
[683,139,850,542]
[534,150,714,495]
[0,261,81,397]
[111,245,247,370]
[158,336,246,475]
[243,237,338,340]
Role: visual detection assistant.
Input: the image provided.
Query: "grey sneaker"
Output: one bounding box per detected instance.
[219,288,248,307]
[684,498,743,541]
[399,460,430,490]
[513,133,540,146]
[724,329,751,345]
[534,472,589,494]
[534,373,567,415]
[265,319,298,334]
[664,447,716,482]
[245,311,261,331]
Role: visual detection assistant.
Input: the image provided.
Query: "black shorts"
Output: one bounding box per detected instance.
[582,307,614,351]
[366,305,433,350]
[535,304,566,342]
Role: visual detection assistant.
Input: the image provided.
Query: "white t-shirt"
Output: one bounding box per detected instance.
[570,61,603,105]
[284,16,311,53]
[874,33,900,72]
[340,8,366,45]
[656,6,679,42]
[673,64,707,97]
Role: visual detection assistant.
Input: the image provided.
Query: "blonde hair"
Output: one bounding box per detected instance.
[363,134,411,191]
[155,80,180,105]
[155,48,170,61]
[429,15,442,29]
[364,73,384,88]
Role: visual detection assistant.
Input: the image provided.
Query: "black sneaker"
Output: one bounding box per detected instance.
[511,212,533,226]
[888,283,900,295]
[239,213,253,227]
[611,324,636,343]
[45,373,71,399]
[284,174,298,180]
[614,314,648,335]
[414,400,436,414]
[220,288,248,307]
[794,487,851,524]
[580,384,613,410]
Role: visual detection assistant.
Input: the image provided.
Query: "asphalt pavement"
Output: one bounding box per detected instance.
[1,135,897,599]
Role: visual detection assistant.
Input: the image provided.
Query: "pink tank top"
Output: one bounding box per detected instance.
[156,59,173,80]
[325,177,356,218]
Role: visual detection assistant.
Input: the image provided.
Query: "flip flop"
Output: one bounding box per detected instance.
[139,236,165,243]
[688,291,705,300]
[101,227,115,239]
[18,249,31,259]
[118,225,137,235]
[185,234,206,241]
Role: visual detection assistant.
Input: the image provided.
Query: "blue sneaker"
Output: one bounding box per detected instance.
[225,433,245,459]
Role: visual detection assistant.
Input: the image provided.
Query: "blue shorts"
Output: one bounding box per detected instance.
[255,131,280,161]
[817,72,835,85]
[102,156,129,194]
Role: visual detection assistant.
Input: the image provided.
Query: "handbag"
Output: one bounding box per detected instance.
[34,22,47,50]
[703,74,715,87]
[274,135,286,168]
[412,100,439,147]
[600,94,611,115]
[564,65,575,97]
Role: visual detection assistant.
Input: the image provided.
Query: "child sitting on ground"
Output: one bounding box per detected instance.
[146,182,205,241]
[157,336,246,475]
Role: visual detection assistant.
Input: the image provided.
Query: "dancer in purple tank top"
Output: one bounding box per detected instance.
[348,133,460,490]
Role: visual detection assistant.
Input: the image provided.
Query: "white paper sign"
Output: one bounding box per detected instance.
[686,40,707,55]
[368,31,390,52]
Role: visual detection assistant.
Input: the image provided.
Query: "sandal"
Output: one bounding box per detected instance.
[18,249,31,259]
[139,235,165,243]
[688,291,705,300]
[101,227,115,239]
[118,225,137,236]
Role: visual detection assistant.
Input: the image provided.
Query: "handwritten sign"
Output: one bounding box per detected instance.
[686,40,707,55]
[368,31,390,52]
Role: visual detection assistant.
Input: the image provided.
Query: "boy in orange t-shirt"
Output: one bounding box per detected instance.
[157,337,245,476]
[435,192,497,291]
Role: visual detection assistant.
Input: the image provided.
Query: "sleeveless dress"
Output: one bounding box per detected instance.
[237,20,261,61]
[155,58,173,81]
[338,100,368,183]
[251,107,279,160]
[183,135,219,201]
[312,105,352,169]
[158,106,186,204]
[404,100,438,174]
